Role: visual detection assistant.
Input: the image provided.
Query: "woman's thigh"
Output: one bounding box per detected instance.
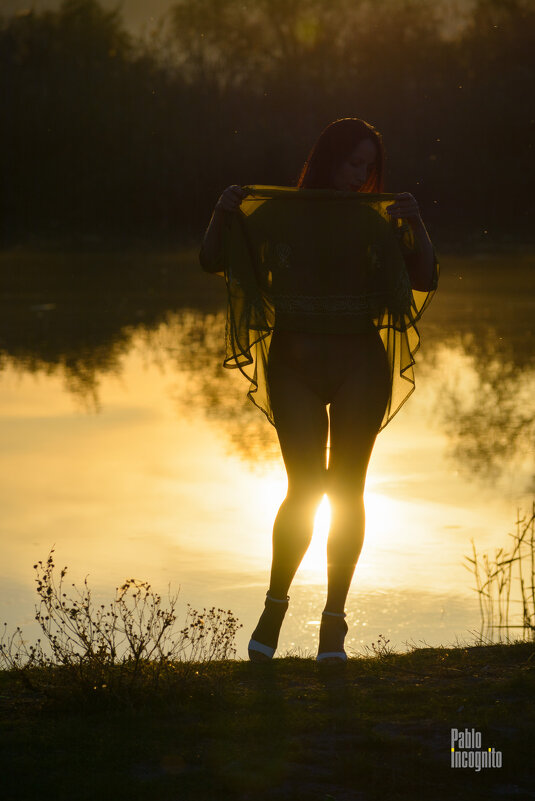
[327,334,390,496]
[267,353,329,494]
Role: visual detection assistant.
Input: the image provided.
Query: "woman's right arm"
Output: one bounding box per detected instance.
[199,185,248,273]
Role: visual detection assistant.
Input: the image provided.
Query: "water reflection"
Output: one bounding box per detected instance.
[0,250,533,655]
[4,303,532,486]
[0,248,225,411]
[0,249,533,482]
[96,313,535,492]
[421,331,534,492]
[144,312,282,465]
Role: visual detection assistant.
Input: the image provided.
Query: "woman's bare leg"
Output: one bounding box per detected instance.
[248,358,329,657]
[324,336,390,614]
[267,359,329,599]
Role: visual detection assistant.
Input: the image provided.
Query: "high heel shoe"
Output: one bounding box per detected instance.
[316,610,348,663]
[248,592,290,661]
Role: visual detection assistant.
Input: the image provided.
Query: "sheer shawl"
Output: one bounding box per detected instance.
[205,184,439,431]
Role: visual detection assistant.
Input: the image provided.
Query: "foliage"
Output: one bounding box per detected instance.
[0,0,534,246]
[0,549,242,704]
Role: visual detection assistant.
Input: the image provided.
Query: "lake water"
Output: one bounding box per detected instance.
[0,249,533,659]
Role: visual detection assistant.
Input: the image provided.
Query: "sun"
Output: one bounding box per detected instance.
[253,468,405,580]
[300,494,332,574]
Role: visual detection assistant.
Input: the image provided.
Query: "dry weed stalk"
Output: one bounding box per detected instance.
[0,549,242,701]
[465,502,535,642]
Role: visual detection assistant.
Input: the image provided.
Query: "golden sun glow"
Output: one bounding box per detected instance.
[300,495,332,573]
[245,467,421,582]
[259,476,411,579]
[300,489,406,575]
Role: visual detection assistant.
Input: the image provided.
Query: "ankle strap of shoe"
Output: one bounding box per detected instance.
[266,592,290,603]
[322,610,346,618]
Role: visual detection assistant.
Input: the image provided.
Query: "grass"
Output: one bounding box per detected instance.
[466,503,535,642]
[1,551,535,800]
[1,641,534,800]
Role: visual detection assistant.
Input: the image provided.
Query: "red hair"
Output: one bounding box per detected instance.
[297,117,385,192]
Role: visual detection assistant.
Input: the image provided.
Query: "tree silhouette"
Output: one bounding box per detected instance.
[0,0,534,246]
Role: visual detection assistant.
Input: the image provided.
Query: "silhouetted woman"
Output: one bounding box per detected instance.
[200,118,438,663]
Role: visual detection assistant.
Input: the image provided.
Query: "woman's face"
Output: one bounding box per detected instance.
[331,138,378,191]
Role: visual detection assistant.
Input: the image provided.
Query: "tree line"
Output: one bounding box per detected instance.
[1,0,533,249]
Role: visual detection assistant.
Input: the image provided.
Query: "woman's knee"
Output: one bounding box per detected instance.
[326,478,365,521]
[285,477,326,513]
[326,464,366,498]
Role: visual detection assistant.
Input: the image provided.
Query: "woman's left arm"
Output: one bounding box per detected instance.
[386,193,436,292]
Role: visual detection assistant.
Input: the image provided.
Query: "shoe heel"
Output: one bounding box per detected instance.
[248,592,289,662]
[316,610,348,664]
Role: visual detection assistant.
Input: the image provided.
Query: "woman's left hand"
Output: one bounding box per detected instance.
[386,193,422,227]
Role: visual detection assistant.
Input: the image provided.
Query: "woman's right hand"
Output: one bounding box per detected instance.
[215,185,248,213]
